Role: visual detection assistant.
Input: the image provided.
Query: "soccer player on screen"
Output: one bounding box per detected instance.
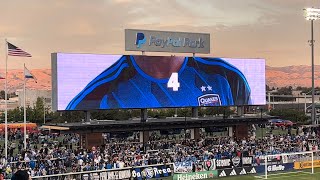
[66,55,251,110]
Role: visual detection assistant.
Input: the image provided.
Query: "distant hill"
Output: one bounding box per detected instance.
[266,65,320,88]
[0,65,319,92]
[0,69,51,92]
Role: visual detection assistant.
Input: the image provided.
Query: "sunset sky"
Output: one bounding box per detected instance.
[0,0,320,69]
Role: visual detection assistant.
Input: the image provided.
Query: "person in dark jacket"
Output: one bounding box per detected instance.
[11,170,31,180]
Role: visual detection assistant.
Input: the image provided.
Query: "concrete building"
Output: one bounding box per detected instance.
[15,89,52,109]
[0,97,19,111]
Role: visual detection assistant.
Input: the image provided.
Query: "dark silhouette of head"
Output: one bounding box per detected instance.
[11,170,30,180]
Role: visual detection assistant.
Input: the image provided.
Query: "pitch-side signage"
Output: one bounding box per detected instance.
[125,29,210,53]
[294,160,320,169]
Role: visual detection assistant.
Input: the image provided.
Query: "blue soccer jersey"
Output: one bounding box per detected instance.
[66,56,250,110]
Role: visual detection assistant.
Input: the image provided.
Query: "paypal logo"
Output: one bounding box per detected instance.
[126,29,210,53]
[135,32,146,48]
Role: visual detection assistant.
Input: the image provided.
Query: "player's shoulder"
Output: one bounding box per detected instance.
[193,57,232,66]
[89,55,131,82]
[192,57,242,73]
[192,57,249,85]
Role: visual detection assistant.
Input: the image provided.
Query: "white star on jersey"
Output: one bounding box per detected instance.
[201,86,206,92]
[207,85,212,91]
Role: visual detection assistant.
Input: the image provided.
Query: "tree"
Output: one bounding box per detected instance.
[9,107,23,122]
[273,87,293,95]
[31,97,45,123]
[0,90,5,99]
[0,91,14,100]
[269,109,308,123]
[199,107,233,117]
[266,85,270,91]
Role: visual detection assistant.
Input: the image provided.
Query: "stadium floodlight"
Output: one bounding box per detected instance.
[304,8,320,20]
[304,7,320,125]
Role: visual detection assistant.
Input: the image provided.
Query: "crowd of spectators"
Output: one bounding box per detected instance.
[0,125,318,178]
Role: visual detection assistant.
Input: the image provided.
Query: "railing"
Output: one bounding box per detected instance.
[4,149,320,179]
[30,163,174,180]
[3,149,320,180]
[31,167,132,180]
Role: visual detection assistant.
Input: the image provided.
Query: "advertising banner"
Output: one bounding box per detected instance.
[254,156,282,166]
[174,161,193,173]
[255,163,294,174]
[282,155,288,164]
[216,159,232,169]
[203,160,216,171]
[52,53,266,111]
[242,156,253,166]
[81,169,131,180]
[125,29,210,54]
[193,160,216,172]
[131,164,172,180]
[217,167,256,178]
[294,160,320,169]
[216,157,243,169]
[173,170,218,180]
[231,156,242,168]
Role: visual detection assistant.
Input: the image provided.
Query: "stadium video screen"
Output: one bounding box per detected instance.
[52,53,266,111]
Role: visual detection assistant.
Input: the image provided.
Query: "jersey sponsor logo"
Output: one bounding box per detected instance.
[198,94,221,106]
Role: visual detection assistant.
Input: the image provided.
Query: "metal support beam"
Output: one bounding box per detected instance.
[141,108,148,122]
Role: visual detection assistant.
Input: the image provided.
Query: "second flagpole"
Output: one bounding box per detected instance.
[23,63,27,150]
[4,39,8,161]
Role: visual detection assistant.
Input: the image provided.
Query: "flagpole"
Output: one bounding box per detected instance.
[4,39,8,161]
[23,63,27,150]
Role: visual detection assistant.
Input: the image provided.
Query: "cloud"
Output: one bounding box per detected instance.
[124,0,284,27]
[0,0,316,69]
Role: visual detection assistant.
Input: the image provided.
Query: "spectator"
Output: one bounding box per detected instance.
[11,170,30,180]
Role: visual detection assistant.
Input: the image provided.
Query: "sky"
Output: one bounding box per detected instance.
[0,0,319,69]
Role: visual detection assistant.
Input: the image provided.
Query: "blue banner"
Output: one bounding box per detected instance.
[174,161,193,173]
[131,164,172,180]
[255,163,294,174]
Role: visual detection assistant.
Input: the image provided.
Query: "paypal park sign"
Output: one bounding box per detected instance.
[125,29,210,54]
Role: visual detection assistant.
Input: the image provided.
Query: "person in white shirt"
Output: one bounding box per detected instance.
[78,158,83,166]
[119,161,125,168]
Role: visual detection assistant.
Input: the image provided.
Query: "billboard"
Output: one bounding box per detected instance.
[52,53,266,111]
[294,160,320,169]
[125,29,210,53]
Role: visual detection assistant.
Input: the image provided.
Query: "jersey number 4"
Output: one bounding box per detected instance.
[167,72,180,91]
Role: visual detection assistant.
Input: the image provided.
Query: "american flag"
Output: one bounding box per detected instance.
[7,42,32,57]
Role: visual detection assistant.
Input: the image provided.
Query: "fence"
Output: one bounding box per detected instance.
[8,151,320,180]
[30,163,173,180]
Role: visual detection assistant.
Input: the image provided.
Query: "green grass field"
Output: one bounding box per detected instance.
[206,168,320,180]
[162,168,320,180]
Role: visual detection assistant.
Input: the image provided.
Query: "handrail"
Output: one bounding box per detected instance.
[30,163,174,179]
